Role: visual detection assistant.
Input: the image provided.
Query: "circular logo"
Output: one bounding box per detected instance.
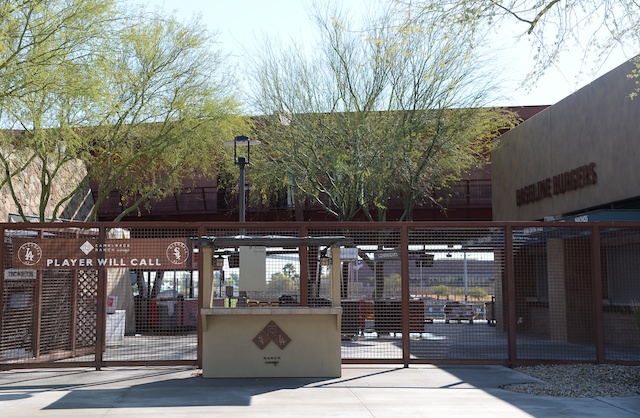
[166,242,189,265]
[17,242,43,266]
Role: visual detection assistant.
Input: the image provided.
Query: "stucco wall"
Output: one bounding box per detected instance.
[0,155,93,222]
[201,309,342,378]
[492,59,640,221]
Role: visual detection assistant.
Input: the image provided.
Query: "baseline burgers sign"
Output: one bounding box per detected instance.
[515,162,597,207]
[13,238,190,270]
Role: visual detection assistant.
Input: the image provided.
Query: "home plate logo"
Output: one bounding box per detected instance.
[253,320,291,350]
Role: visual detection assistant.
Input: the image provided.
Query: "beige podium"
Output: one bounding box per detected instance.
[197,236,345,378]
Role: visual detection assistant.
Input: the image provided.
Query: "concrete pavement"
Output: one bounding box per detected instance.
[0,365,638,417]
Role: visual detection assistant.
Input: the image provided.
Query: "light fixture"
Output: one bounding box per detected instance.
[224,136,261,223]
[214,255,225,269]
[320,255,331,266]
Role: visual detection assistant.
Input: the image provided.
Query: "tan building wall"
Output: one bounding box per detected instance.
[0,154,93,222]
[492,58,640,221]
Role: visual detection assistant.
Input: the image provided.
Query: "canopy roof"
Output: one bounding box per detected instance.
[192,235,349,248]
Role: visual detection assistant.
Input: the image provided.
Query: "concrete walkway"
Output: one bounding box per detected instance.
[0,365,638,417]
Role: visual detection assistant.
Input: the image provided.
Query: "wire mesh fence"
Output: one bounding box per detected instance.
[512,225,598,362]
[1,221,640,369]
[599,226,640,362]
[406,226,505,362]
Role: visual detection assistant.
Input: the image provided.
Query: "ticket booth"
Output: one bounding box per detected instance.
[195,235,346,378]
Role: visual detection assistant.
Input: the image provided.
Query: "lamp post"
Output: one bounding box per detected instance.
[224,135,260,223]
[215,255,225,299]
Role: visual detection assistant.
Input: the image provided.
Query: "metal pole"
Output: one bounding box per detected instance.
[219,269,225,303]
[505,224,517,366]
[591,225,604,363]
[238,156,246,223]
[400,225,410,368]
[463,251,468,301]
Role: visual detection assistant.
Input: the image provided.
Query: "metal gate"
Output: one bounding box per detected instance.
[2,221,640,370]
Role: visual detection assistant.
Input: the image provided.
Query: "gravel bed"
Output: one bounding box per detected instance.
[501,364,640,398]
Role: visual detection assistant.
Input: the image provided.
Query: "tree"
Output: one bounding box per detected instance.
[281,263,300,280]
[0,1,244,221]
[267,264,300,297]
[248,3,519,222]
[385,273,402,296]
[432,284,450,300]
[0,0,114,102]
[395,1,640,96]
[83,9,245,221]
[468,286,488,300]
[269,273,298,295]
[0,0,116,221]
[247,3,518,299]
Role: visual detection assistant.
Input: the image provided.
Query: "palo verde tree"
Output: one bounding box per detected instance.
[0,0,115,221]
[83,8,245,221]
[0,0,244,222]
[247,3,518,222]
[0,0,113,102]
[246,3,518,298]
[395,0,640,96]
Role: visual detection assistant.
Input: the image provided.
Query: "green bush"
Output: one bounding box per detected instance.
[432,285,449,299]
[468,287,488,300]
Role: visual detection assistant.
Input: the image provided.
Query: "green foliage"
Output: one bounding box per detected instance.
[227,273,239,287]
[80,7,245,221]
[268,273,298,294]
[0,0,243,221]
[281,263,299,280]
[248,3,519,221]
[267,264,300,295]
[432,284,449,299]
[628,57,640,100]
[0,0,115,220]
[468,286,488,300]
[385,273,402,291]
[453,287,465,297]
[398,1,640,92]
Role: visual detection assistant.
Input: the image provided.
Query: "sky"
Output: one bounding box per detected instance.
[136,0,633,108]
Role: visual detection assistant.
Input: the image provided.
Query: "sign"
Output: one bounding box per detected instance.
[106,295,118,314]
[515,162,597,207]
[239,246,266,291]
[253,320,291,350]
[12,238,191,270]
[324,247,358,260]
[340,247,358,260]
[4,269,37,280]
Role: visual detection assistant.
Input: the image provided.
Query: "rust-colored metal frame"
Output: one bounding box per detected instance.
[0,220,638,370]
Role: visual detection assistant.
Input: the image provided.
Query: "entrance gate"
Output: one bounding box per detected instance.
[2,221,640,370]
